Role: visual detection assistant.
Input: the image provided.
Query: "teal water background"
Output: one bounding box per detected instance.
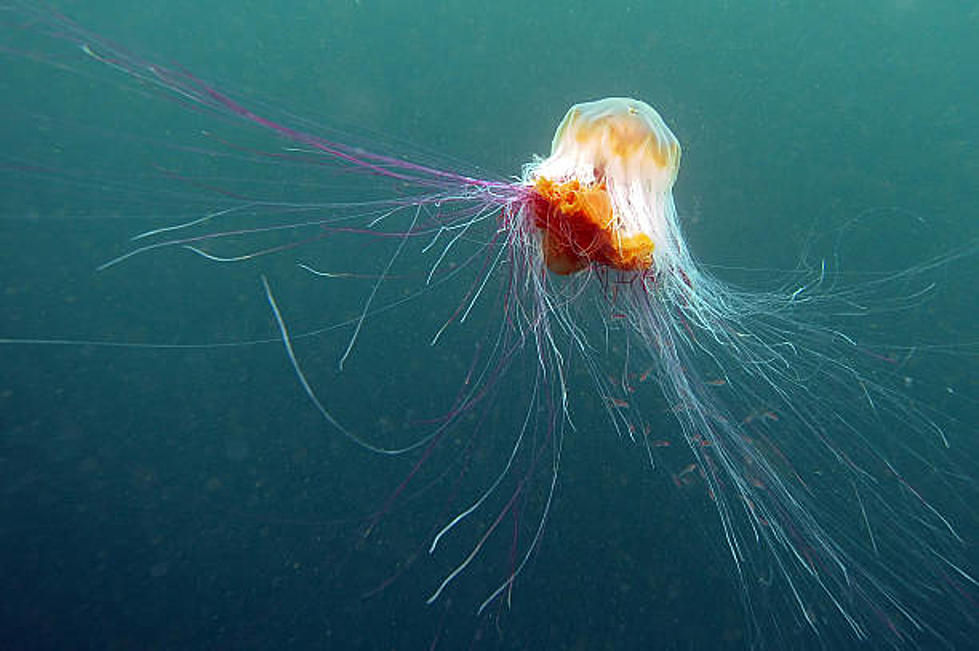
[2,1,978,648]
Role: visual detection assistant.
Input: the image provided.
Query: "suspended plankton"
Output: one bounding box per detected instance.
[3,8,976,646]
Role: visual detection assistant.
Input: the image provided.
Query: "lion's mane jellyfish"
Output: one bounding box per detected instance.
[2,8,975,644]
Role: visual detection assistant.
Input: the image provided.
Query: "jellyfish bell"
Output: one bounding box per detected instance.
[524,97,686,276]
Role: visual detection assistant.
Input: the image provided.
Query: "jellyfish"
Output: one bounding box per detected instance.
[2,6,977,648]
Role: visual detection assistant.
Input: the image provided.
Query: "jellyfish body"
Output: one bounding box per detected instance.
[525,98,685,276]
